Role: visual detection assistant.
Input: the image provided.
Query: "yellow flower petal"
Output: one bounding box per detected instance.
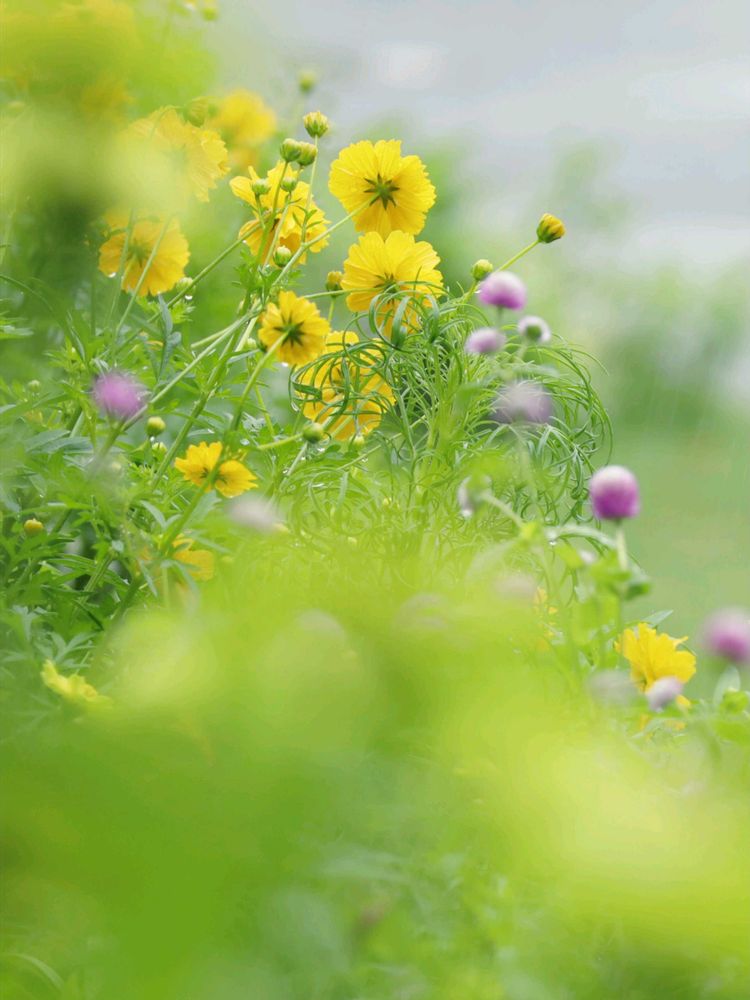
[329,139,436,236]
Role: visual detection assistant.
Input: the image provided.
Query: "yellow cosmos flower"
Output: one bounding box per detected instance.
[258,291,330,366]
[208,90,276,170]
[616,623,697,697]
[41,659,110,708]
[329,139,436,236]
[98,211,190,297]
[175,441,257,498]
[341,230,443,337]
[129,107,229,203]
[295,331,395,440]
[173,535,215,582]
[230,162,328,261]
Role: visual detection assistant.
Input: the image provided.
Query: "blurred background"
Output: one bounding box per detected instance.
[215,0,750,636]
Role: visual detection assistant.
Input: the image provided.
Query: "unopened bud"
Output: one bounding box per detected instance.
[302,421,325,443]
[352,434,366,449]
[537,213,566,244]
[24,517,44,536]
[251,178,271,197]
[146,416,166,436]
[273,246,293,267]
[303,111,330,138]
[518,315,552,344]
[184,97,209,127]
[471,259,493,281]
[152,441,168,456]
[280,177,298,193]
[298,70,317,94]
[325,270,343,292]
[27,379,41,394]
[280,138,302,163]
[296,141,317,167]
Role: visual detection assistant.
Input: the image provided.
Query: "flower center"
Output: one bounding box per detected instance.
[281,321,305,345]
[130,239,151,264]
[365,174,399,208]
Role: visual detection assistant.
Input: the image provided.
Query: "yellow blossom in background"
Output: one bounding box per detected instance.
[129,107,229,203]
[329,139,436,236]
[341,230,443,337]
[173,536,215,582]
[295,331,395,440]
[208,90,276,170]
[79,73,131,123]
[230,162,329,261]
[41,659,110,708]
[258,291,329,366]
[175,442,257,498]
[617,624,697,699]
[98,211,190,296]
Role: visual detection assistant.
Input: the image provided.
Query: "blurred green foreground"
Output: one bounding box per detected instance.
[3,541,750,999]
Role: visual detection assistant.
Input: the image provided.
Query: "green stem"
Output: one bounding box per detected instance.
[499,239,540,271]
[167,235,247,308]
[615,523,628,572]
[114,216,174,335]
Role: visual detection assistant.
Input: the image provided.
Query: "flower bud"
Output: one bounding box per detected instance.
[471,259,494,281]
[325,270,343,292]
[303,111,330,138]
[92,371,146,422]
[352,434,366,448]
[518,315,551,344]
[146,416,166,436]
[298,70,317,94]
[280,177,298,193]
[457,474,492,517]
[589,465,640,521]
[152,441,168,456]
[184,97,209,127]
[295,141,318,167]
[537,213,566,244]
[27,379,41,394]
[251,178,271,197]
[302,421,325,443]
[646,676,684,712]
[492,381,552,425]
[23,517,44,537]
[279,138,302,163]
[465,326,506,356]
[703,608,750,664]
[477,270,527,310]
[273,246,293,267]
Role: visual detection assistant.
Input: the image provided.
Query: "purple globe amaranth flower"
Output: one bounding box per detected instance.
[703,608,750,663]
[493,380,553,425]
[477,270,527,310]
[228,496,282,535]
[92,372,146,421]
[646,676,684,712]
[589,465,640,521]
[518,314,552,344]
[465,327,507,356]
